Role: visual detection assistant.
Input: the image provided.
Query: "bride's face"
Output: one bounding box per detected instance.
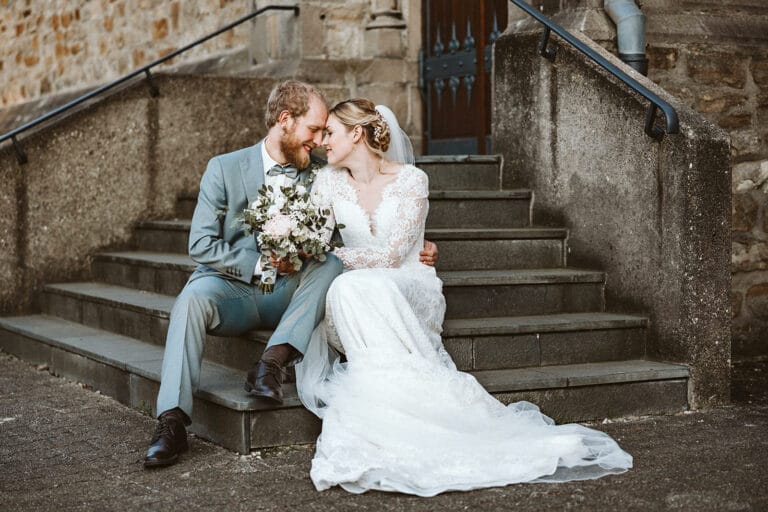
[322,114,357,166]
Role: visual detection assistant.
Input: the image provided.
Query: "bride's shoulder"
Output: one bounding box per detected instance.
[390,164,428,198]
[399,164,429,188]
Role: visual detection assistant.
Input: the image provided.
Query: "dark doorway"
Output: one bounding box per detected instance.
[421,0,508,155]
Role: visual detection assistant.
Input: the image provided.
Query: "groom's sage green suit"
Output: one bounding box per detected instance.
[156,141,342,419]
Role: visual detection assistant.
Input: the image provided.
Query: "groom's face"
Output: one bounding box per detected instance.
[279,95,327,169]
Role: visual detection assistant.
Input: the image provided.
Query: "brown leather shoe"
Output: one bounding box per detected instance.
[143,409,189,468]
[244,360,285,404]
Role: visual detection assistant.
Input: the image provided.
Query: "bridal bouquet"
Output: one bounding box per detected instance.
[238,177,340,293]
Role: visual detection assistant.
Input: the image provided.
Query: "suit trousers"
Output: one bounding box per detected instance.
[156,254,342,418]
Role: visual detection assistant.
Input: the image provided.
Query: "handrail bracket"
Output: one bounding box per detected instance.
[12,136,27,165]
[538,28,556,61]
[145,70,160,98]
[644,104,664,140]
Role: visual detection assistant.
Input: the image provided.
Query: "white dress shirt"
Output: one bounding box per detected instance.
[254,141,300,277]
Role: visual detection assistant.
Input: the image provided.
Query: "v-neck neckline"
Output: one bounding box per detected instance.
[343,165,406,235]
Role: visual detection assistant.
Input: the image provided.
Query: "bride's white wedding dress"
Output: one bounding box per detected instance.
[296,164,632,496]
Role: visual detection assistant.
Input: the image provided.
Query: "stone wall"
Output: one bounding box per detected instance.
[1,0,422,149]
[507,0,768,360]
[0,0,251,107]
[0,74,280,315]
[493,27,732,408]
[640,3,768,361]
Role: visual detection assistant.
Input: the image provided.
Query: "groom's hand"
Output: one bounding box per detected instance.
[269,255,296,275]
[420,240,438,267]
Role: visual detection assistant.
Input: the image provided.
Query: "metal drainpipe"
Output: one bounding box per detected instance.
[604,0,648,75]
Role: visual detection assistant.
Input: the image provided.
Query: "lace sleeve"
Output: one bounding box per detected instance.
[311,167,336,245]
[335,168,428,269]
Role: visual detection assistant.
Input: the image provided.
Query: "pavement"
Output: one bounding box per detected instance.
[1,350,767,512]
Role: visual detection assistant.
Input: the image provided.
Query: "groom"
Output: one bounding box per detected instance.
[144,81,438,468]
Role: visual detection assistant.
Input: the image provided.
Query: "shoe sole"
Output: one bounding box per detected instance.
[143,454,179,468]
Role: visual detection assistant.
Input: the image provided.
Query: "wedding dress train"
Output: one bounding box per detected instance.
[296,165,632,496]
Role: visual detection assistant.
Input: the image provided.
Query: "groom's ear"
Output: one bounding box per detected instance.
[278,110,292,127]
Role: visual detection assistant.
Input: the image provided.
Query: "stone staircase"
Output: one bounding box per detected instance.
[0,154,690,453]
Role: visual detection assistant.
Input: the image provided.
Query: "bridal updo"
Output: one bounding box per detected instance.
[329,99,391,155]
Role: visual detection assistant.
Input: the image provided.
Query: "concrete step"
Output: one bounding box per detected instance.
[136,222,560,265]
[176,156,505,214]
[136,220,190,254]
[167,187,533,233]
[126,225,569,272]
[0,314,689,453]
[415,154,502,190]
[91,254,605,318]
[39,273,638,370]
[443,313,647,370]
[440,269,605,318]
[176,193,197,219]
[427,190,531,229]
[426,228,567,270]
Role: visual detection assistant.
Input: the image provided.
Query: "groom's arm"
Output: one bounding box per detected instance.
[188,157,260,283]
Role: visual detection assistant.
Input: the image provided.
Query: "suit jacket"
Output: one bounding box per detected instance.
[187,140,322,284]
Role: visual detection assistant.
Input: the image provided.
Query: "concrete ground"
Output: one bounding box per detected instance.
[1,350,767,512]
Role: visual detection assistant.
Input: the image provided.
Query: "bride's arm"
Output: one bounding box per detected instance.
[335,169,429,270]
[310,167,336,246]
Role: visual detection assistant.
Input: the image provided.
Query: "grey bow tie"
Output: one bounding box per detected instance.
[266,164,299,179]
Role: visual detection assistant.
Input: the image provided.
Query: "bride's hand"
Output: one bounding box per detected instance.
[419,241,438,267]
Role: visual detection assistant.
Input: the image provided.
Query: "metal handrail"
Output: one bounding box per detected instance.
[1,4,299,164]
[508,0,679,140]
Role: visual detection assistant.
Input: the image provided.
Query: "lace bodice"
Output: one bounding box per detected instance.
[312,165,428,270]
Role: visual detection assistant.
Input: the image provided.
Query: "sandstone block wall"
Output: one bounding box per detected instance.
[644,36,768,361]
[1,0,422,150]
[0,0,251,107]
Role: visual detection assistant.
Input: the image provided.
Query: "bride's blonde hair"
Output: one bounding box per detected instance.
[329,99,391,156]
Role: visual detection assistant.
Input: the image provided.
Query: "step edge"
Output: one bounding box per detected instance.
[0,317,685,411]
[44,283,174,318]
[425,228,568,240]
[474,360,690,393]
[415,154,502,164]
[442,316,649,336]
[0,317,301,413]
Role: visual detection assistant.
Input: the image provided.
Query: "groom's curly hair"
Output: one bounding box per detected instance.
[265,80,327,129]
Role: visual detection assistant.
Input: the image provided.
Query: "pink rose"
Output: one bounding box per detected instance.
[262,214,293,238]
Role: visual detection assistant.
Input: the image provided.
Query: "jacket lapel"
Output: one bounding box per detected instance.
[240,141,265,206]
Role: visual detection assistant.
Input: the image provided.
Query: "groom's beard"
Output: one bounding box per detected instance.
[279,126,311,169]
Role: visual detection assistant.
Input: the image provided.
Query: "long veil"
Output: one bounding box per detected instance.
[375,105,415,165]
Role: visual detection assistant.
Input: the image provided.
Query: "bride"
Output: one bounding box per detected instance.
[296,99,632,496]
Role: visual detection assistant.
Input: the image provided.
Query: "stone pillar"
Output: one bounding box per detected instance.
[249,0,300,64]
[364,0,406,58]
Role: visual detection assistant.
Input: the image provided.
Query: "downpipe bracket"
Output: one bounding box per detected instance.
[538,28,556,61]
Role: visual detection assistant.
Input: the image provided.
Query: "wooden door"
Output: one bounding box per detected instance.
[421,0,508,154]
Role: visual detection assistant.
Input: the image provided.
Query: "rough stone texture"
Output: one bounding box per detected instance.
[733,272,768,358]
[493,29,731,407]
[0,0,252,107]
[0,74,293,317]
[516,0,768,362]
[2,351,768,510]
[0,0,422,148]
